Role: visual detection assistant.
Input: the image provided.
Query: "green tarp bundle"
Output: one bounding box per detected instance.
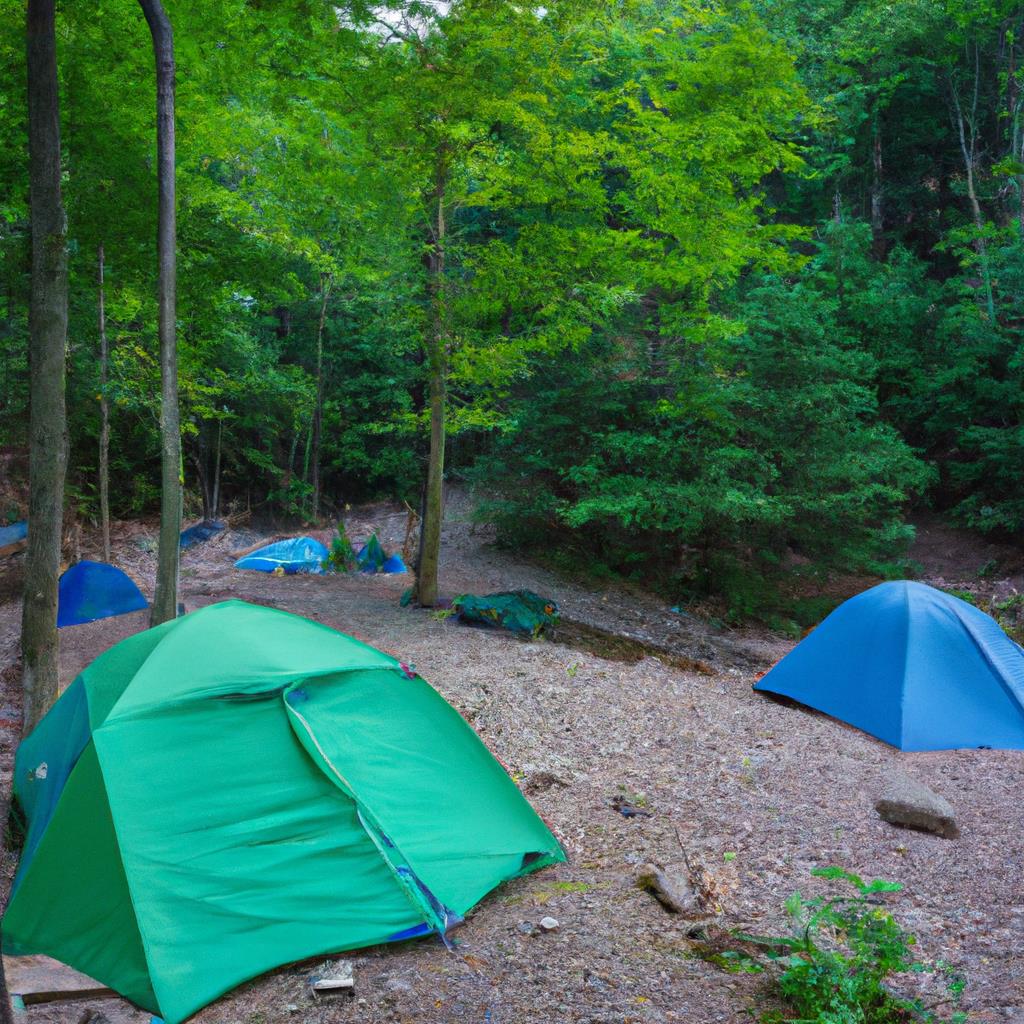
[453,590,559,638]
[3,601,564,1023]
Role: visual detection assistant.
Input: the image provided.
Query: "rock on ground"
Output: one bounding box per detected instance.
[875,773,959,839]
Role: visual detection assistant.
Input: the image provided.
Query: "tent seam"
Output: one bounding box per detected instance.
[283,691,453,938]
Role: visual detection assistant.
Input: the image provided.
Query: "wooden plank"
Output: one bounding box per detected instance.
[0,538,27,559]
[3,955,117,1005]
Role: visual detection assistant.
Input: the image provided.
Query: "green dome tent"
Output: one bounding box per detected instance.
[3,601,564,1024]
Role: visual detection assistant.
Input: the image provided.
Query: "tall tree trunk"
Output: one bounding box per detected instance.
[98,244,111,562]
[950,62,996,323]
[870,124,885,258]
[139,0,181,625]
[211,418,222,520]
[309,273,332,520]
[414,159,448,608]
[21,0,69,734]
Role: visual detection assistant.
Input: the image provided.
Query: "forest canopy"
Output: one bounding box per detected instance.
[1,0,1022,621]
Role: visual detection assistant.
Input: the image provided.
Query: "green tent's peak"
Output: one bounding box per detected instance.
[93,600,402,723]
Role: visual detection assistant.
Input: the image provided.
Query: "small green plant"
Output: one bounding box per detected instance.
[714,867,967,1023]
[992,593,1024,643]
[615,783,649,808]
[322,523,357,572]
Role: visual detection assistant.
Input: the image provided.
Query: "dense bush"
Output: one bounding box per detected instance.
[472,240,930,619]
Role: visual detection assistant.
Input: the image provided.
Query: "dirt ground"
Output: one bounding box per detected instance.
[0,497,1022,1024]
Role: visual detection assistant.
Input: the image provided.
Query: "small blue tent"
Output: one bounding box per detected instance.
[57,561,148,628]
[234,537,328,575]
[754,581,1024,751]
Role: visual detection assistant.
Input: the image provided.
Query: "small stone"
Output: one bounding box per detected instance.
[635,863,701,917]
[285,1005,299,1014]
[76,1012,110,1024]
[309,959,355,996]
[516,920,535,935]
[539,916,559,932]
[875,773,959,839]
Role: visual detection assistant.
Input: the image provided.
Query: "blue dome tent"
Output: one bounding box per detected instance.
[754,581,1024,751]
[234,537,328,574]
[57,561,148,628]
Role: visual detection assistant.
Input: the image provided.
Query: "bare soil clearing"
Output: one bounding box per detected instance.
[0,499,1021,1023]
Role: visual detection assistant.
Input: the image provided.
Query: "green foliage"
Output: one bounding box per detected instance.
[3,0,1024,617]
[472,228,929,618]
[719,868,968,1024]
[322,524,358,573]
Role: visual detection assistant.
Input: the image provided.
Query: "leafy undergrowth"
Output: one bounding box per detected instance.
[703,867,968,1023]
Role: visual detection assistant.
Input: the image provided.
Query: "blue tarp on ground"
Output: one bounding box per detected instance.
[0,521,27,547]
[234,537,328,575]
[180,520,226,550]
[57,561,148,628]
[753,580,1024,751]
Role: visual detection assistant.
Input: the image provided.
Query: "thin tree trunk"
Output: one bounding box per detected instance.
[414,158,448,608]
[950,62,996,322]
[190,447,212,521]
[139,0,181,625]
[870,125,885,258]
[310,273,332,520]
[21,0,68,734]
[212,418,222,520]
[98,244,111,562]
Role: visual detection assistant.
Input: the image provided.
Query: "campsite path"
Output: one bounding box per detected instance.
[0,498,1021,1023]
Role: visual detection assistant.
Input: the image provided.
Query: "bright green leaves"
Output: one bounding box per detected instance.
[716,868,967,1023]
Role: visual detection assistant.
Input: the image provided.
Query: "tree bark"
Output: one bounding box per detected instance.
[414,157,448,608]
[309,272,332,520]
[139,0,181,625]
[21,0,69,734]
[870,125,885,258]
[212,418,222,520]
[98,244,111,562]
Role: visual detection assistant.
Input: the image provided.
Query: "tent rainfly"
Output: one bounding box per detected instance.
[234,536,328,574]
[3,601,564,1023]
[57,561,148,628]
[754,580,1024,751]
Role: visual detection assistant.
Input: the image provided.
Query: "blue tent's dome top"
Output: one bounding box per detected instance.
[234,536,328,574]
[754,580,1024,751]
[57,561,148,628]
